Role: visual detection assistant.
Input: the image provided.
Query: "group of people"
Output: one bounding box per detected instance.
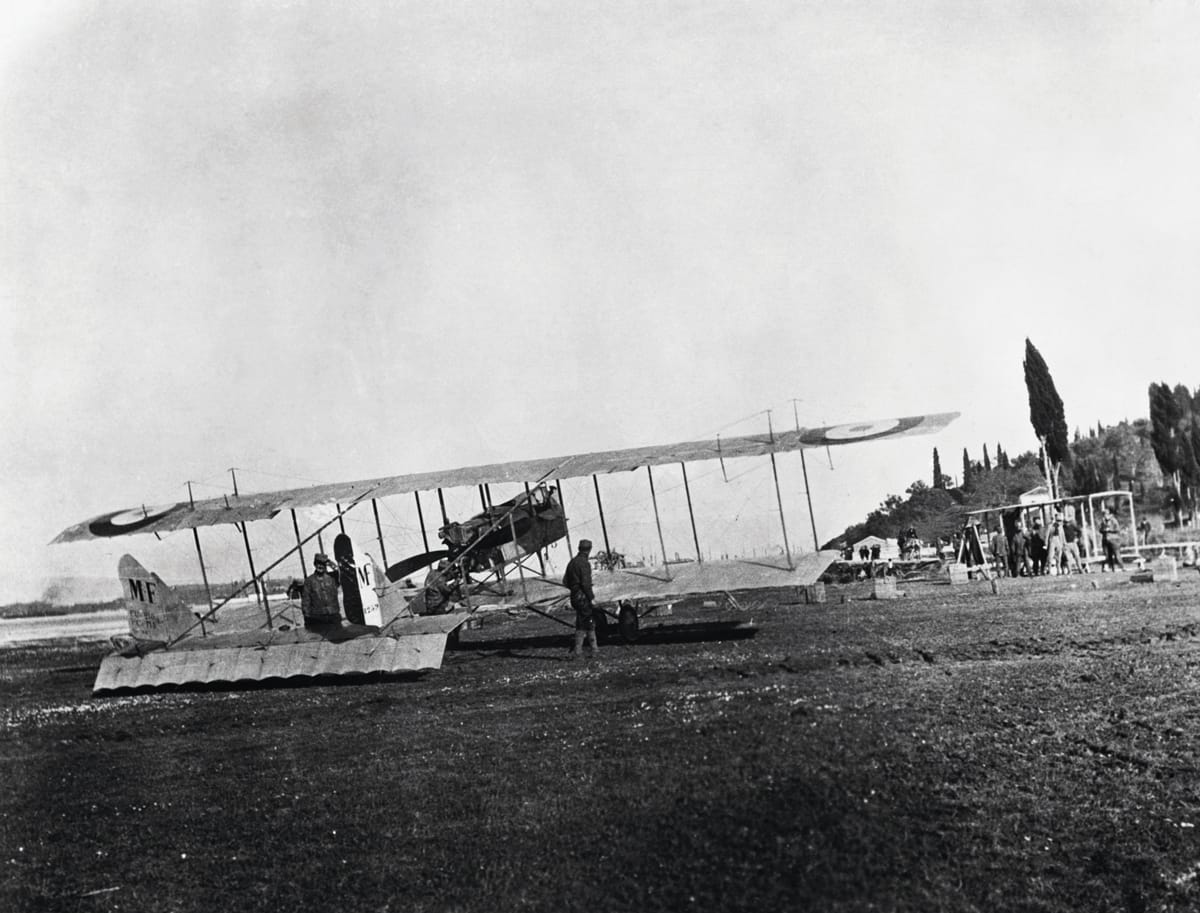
[295,550,466,631]
[296,552,380,632]
[985,509,1124,578]
[843,543,883,562]
[896,527,923,560]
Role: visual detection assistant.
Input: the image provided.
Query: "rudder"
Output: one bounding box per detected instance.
[118,554,196,643]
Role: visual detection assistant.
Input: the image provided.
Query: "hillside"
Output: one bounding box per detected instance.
[826,419,1171,549]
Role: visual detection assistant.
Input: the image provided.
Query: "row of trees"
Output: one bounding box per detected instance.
[932,443,1016,491]
[831,339,1195,548]
[1018,340,1194,521]
[1148,382,1200,525]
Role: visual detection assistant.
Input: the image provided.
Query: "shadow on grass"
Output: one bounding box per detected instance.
[454,619,758,654]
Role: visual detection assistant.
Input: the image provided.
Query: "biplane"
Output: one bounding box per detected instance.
[53,410,959,693]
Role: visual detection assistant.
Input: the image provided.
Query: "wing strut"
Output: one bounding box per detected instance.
[371,499,389,570]
[237,520,270,626]
[680,462,702,564]
[792,402,821,551]
[799,450,820,550]
[592,475,613,562]
[481,484,506,584]
[186,482,215,614]
[507,508,530,605]
[524,482,548,576]
[228,468,272,624]
[766,411,795,571]
[414,492,430,552]
[556,479,573,557]
[290,509,307,577]
[646,465,672,579]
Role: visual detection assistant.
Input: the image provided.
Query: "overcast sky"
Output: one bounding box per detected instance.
[3,1,1199,600]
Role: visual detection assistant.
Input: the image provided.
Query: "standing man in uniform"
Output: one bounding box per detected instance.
[563,539,599,657]
[1101,508,1123,572]
[989,525,1009,577]
[1045,515,1065,576]
[300,553,342,629]
[1010,524,1032,578]
[1062,515,1086,574]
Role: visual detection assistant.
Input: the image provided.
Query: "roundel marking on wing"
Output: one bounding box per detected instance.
[823,418,902,440]
[802,415,926,446]
[88,503,183,537]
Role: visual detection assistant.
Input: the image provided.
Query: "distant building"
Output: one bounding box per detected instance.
[851,535,899,560]
[1018,485,1052,507]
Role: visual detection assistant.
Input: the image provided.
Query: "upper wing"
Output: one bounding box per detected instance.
[52,411,958,543]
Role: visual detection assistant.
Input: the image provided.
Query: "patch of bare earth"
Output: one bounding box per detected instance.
[3,573,1200,912]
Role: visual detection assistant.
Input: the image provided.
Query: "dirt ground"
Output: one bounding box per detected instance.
[3,571,1200,912]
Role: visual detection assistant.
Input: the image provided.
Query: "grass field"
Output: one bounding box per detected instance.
[4,572,1200,912]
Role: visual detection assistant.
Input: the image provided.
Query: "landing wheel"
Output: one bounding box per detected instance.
[618,601,640,643]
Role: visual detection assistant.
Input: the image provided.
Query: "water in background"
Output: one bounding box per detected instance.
[0,609,129,646]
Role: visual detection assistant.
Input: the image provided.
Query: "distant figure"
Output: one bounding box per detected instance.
[904,527,922,560]
[1045,516,1065,576]
[563,539,599,657]
[422,559,458,615]
[1100,509,1123,572]
[989,525,1009,577]
[1137,518,1152,546]
[300,553,342,629]
[1062,517,1086,574]
[1010,526,1032,578]
[1080,522,1096,564]
[1028,518,1046,576]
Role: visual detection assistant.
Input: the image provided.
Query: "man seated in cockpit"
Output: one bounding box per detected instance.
[423,559,458,615]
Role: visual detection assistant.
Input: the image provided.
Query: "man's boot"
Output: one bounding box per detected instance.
[584,628,599,656]
[568,630,585,657]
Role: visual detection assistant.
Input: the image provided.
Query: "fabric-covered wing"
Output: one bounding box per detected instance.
[53,411,958,543]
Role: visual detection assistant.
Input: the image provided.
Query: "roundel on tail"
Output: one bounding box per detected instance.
[88,503,184,537]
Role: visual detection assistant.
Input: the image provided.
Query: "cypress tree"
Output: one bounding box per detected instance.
[1149,381,1184,523]
[932,447,943,489]
[962,447,973,490]
[983,443,992,472]
[1023,339,1070,497]
[1151,383,1200,525]
[1177,385,1200,521]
